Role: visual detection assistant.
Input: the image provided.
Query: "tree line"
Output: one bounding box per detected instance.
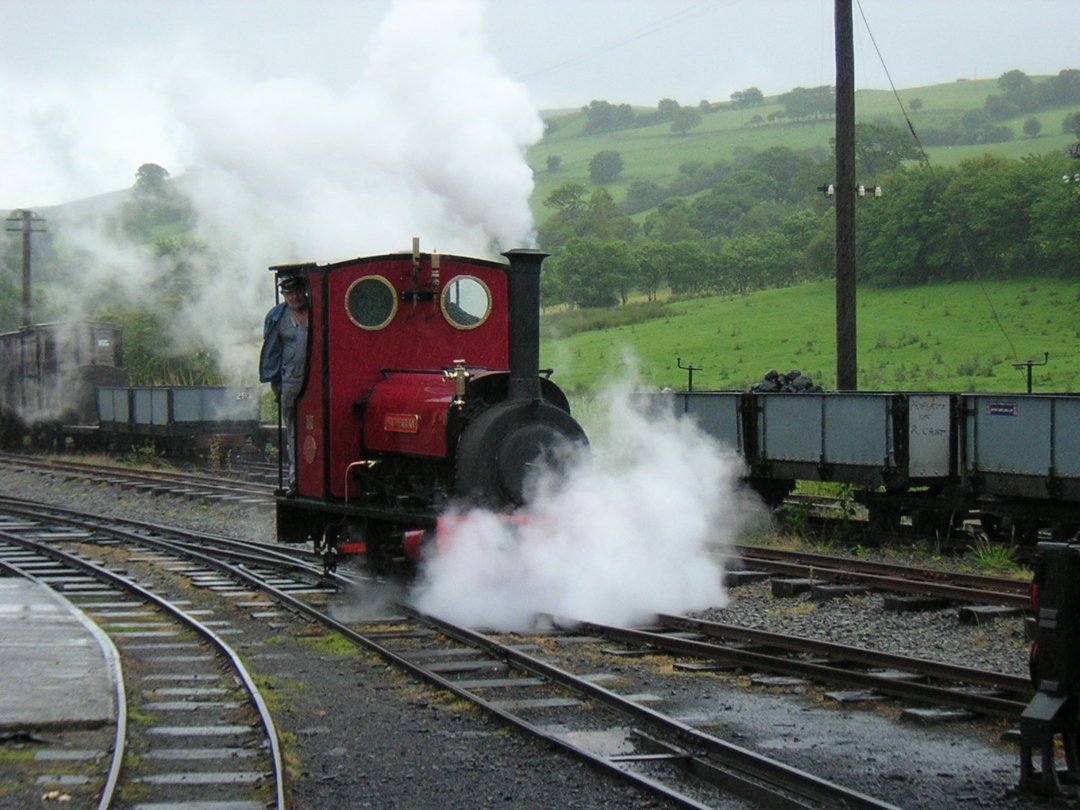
[578,98,704,137]
[557,69,1080,153]
[536,134,1080,310]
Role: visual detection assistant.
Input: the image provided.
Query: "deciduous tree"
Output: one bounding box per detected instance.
[134,163,170,197]
[589,150,624,184]
[730,87,764,108]
[670,106,702,136]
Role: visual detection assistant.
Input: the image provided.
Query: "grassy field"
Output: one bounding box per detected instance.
[539,276,1080,395]
[528,76,1079,223]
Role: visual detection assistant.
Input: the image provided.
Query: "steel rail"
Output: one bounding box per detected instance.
[734,544,1030,595]
[115,542,720,809]
[95,531,900,809]
[0,512,715,808]
[0,453,273,499]
[731,549,1029,609]
[416,611,903,810]
[0,497,932,807]
[0,555,128,810]
[0,493,322,566]
[573,617,1028,720]
[0,529,288,810]
[658,613,1032,696]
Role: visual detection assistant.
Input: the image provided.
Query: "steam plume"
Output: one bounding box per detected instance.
[410,383,761,631]
[2,0,541,382]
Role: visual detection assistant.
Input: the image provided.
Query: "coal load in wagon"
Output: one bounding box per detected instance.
[749,369,823,393]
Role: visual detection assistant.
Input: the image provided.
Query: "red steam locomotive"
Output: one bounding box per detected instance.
[272,241,587,569]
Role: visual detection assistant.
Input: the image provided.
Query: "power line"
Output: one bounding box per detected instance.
[855,0,1022,373]
[520,0,723,84]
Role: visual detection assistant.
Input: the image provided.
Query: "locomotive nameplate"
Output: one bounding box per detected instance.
[384,414,421,433]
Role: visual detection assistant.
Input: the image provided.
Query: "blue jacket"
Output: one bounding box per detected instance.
[259,302,288,389]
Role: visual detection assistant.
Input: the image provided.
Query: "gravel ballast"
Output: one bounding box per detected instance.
[700,580,1030,678]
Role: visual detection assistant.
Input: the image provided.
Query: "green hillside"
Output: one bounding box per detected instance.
[531,72,1080,396]
[529,76,1080,224]
[540,277,1080,395]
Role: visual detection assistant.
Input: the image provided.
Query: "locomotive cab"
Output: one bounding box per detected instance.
[273,242,587,569]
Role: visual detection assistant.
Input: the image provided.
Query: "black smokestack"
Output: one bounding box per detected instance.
[502,248,548,402]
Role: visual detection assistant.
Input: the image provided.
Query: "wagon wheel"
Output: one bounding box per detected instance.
[979,513,1005,542]
[1058,523,1080,542]
[980,513,1039,545]
[867,504,901,533]
[911,508,955,538]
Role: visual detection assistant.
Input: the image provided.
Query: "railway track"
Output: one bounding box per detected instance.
[0,525,286,809]
[0,499,915,808]
[0,452,275,506]
[343,609,904,809]
[0,498,1032,807]
[729,544,1030,609]
[0,449,1034,612]
[566,614,1032,721]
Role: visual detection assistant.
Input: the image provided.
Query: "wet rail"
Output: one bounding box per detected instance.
[224,581,903,809]
[0,524,286,809]
[729,544,1030,608]
[4,490,1036,807]
[0,498,904,809]
[567,614,1032,721]
[0,452,275,505]
[116,543,903,807]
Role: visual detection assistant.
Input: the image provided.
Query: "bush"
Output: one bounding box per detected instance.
[541,301,671,339]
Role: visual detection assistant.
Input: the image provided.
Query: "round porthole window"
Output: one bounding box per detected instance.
[441,276,491,330]
[345,276,397,330]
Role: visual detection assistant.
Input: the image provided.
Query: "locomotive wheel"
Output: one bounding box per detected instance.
[455,400,587,508]
[749,479,793,510]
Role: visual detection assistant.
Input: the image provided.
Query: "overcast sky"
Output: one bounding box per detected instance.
[2,0,1078,208]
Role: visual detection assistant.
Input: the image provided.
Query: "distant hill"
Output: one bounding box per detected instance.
[10,75,1076,242]
[3,187,132,227]
[529,75,1080,225]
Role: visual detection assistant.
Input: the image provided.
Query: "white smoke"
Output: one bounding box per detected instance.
[409,382,761,631]
[2,0,541,381]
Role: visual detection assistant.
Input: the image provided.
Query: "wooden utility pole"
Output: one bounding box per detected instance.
[834,0,857,390]
[5,209,46,328]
